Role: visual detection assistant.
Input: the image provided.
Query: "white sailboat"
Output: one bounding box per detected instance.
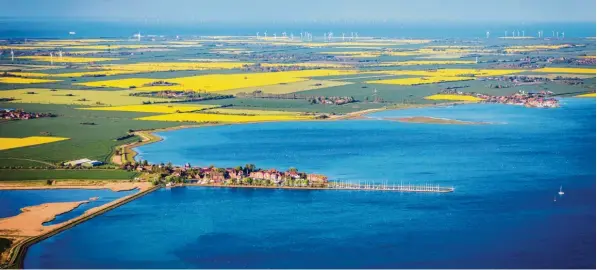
[558,186,564,196]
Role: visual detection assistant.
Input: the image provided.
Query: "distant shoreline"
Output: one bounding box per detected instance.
[116,102,469,164]
[387,116,489,125]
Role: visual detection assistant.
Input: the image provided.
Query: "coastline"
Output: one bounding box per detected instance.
[2,181,156,268]
[0,180,144,192]
[117,102,462,164]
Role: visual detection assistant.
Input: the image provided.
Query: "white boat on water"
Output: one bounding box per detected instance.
[558,186,564,196]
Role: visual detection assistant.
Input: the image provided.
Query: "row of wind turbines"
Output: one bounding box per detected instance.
[484,30,566,39]
[255,31,359,42]
[5,49,63,64]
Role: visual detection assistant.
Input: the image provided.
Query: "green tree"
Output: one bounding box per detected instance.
[142,160,149,166]
[244,164,256,173]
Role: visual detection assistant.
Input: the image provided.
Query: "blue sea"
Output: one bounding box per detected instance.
[0,188,137,225]
[0,20,595,39]
[24,98,595,268]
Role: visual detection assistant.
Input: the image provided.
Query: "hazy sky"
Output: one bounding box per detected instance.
[2,0,595,23]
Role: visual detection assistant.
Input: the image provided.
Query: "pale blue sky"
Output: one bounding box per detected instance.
[2,0,595,23]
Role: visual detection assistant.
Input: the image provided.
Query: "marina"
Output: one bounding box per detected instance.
[327,182,455,193]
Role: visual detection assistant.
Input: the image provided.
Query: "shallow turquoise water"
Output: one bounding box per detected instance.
[0,189,136,225]
[25,99,595,268]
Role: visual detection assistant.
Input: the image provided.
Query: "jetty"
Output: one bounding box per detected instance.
[185,182,455,193]
[327,182,454,193]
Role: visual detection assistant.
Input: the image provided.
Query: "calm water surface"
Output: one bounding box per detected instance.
[25,99,595,268]
[0,189,137,225]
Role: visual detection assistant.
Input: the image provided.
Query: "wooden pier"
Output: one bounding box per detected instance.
[327,182,455,193]
[185,182,454,193]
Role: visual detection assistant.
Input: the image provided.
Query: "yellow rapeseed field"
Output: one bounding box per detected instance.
[75,69,360,92]
[202,108,301,115]
[365,69,522,86]
[7,62,252,78]
[260,63,350,68]
[371,60,476,66]
[80,104,217,113]
[424,94,483,101]
[368,77,474,85]
[320,51,382,58]
[575,92,596,98]
[504,45,571,53]
[0,77,60,84]
[136,113,312,123]
[17,56,120,63]
[0,89,172,106]
[368,69,522,78]
[0,136,70,151]
[97,62,250,72]
[533,67,596,74]
[223,79,353,95]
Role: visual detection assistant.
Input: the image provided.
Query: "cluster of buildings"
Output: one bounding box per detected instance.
[129,90,232,101]
[129,162,329,187]
[63,158,104,168]
[482,74,585,87]
[438,89,559,108]
[1,108,56,120]
[307,96,355,105]
[483,90,559,108]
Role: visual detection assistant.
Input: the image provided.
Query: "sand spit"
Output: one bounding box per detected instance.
[0,201,88,237]
[389,116,488,125]
[0,181,148,192]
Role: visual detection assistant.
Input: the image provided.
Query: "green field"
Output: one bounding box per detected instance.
[0,36,595,179]
[0,103,182,166]
[0,169,137,181]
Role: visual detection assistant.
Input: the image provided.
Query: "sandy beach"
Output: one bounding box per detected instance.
[0,201,88,237]
[0,181,150,192]
[0,181,154,266]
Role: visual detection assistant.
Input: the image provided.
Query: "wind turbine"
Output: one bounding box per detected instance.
[355,32,358,39]
[273,33,277,39]
[10,49,14,62]
[282,32,287,38]
[256,32,260,38]
[486,31,490,39]
[290,33,294,40]
[522,30,525,37]
[300,32,304,40]
[50,52,54,66]
[58,50,63,60]
[475,56,478,64]
[561,32,565,39]
[512,30,515,37]
[504,30,507,37]
[264,31,267,38]
[342,33,345,41]
[556,31,559,39]
[517,30,520,37]
[552,30,555,37]
[137,31,141,42]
